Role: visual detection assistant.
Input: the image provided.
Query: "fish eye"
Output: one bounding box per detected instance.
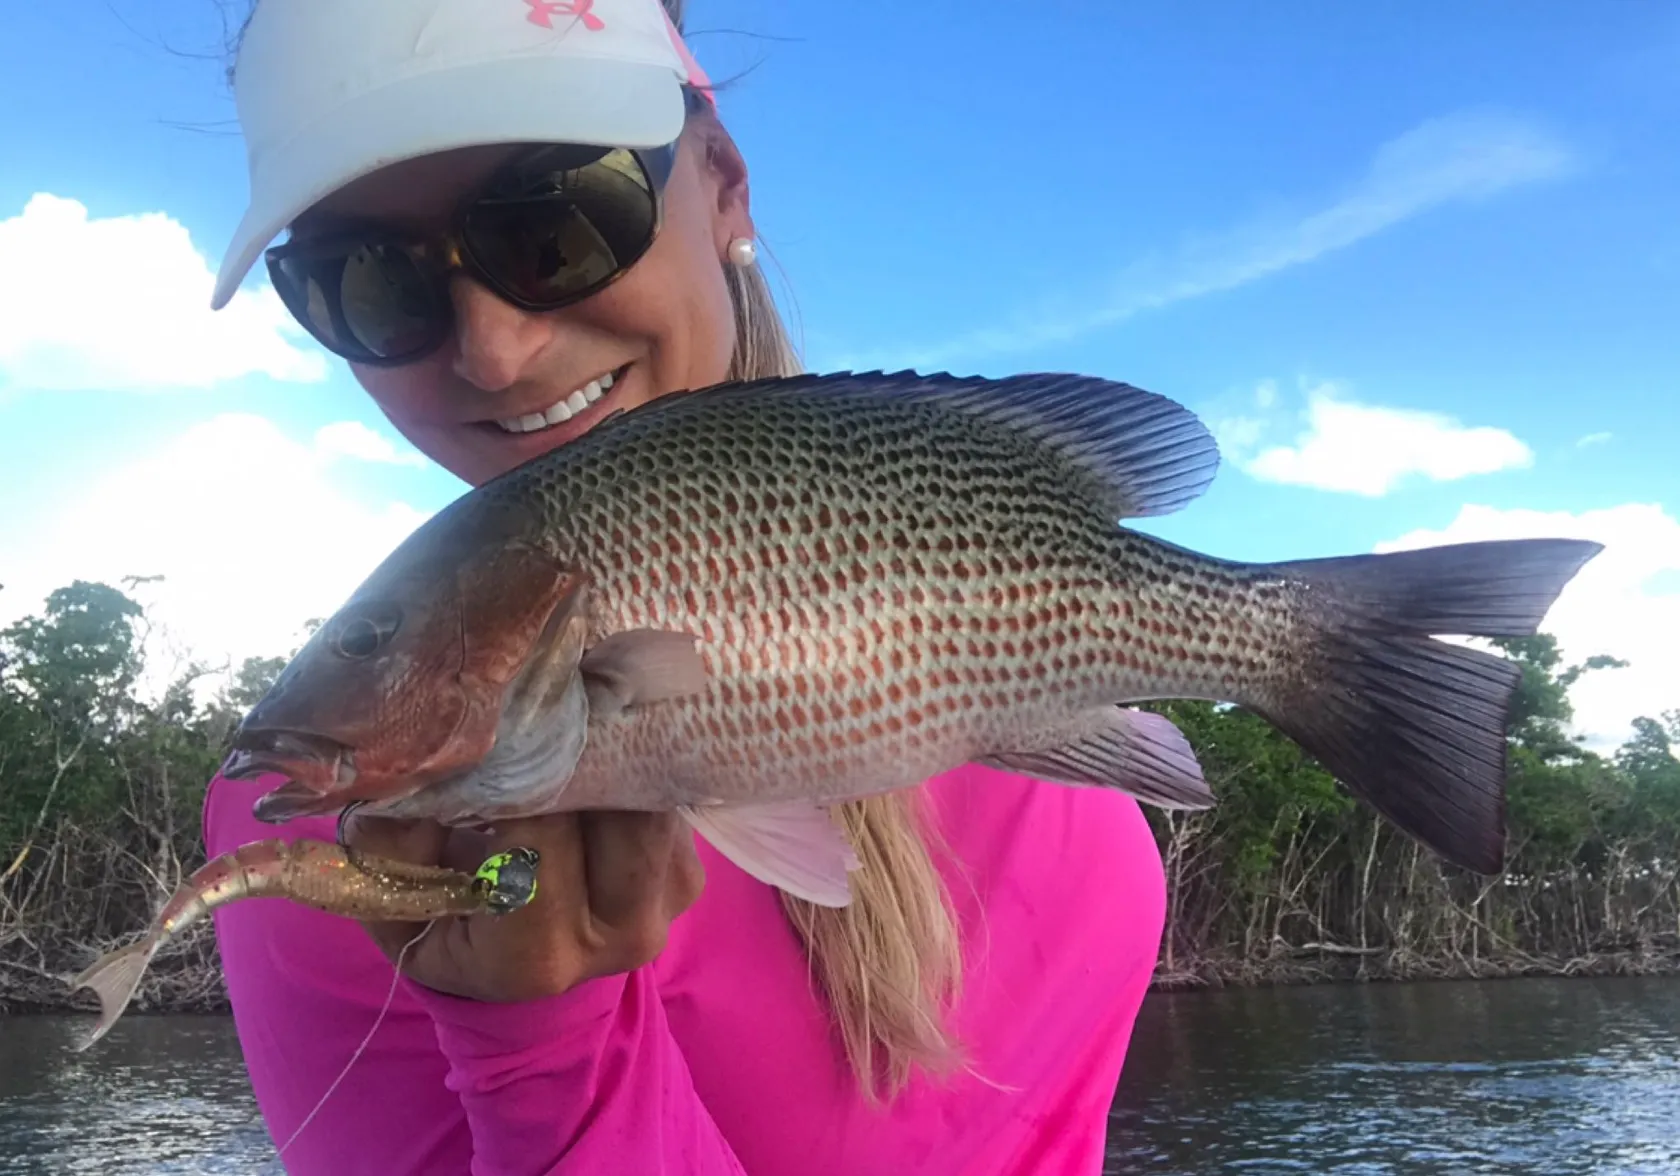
[334,605,402,661]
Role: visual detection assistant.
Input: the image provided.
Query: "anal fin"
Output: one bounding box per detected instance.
[982,707,1214,810]
[680,801,861,907]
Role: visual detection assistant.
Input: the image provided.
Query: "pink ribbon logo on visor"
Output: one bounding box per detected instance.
[524,0,606,30]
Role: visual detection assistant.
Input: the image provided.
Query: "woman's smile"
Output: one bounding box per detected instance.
[470,361,637,457]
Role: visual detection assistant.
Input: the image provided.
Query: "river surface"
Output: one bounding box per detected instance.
[1,977,1676,1173]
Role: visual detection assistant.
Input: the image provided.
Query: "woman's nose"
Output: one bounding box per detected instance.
[449,277,552,392]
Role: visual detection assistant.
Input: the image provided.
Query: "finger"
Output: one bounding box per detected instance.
[365,919,448,980]
[339,810,450,866]
[440,813,594,997]
[438,826,495,874]
[361,909,446,972]
[664,829,707,923]
[337,812,459,970]
[577,810,683,932]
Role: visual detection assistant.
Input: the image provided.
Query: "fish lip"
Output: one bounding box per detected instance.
[223,728,356,788]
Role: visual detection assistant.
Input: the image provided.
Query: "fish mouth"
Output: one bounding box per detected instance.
[223,728,357,793]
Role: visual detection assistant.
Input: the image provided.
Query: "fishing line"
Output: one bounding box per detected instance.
[274,920,434,1163]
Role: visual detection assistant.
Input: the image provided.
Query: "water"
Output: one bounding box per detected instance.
[1107,977,1680,1174]
[1,978,1675,1173]
[0,1016,269,1174]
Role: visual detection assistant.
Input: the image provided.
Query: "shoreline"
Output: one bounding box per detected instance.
[1150,945,1680,991]
[9,946,1678,1019]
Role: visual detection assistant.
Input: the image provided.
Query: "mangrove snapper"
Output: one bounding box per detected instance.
[221,371,1602,905]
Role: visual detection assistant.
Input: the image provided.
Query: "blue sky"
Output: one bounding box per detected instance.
[0,1,1675,748]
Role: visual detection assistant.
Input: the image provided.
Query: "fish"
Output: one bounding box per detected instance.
[69,839,540,1049]
[220,369,1603,906]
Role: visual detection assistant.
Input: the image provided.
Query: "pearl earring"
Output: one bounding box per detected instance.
[727,237,757,268]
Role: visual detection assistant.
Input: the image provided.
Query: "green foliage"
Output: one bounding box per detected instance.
[0,582,146,843]
[1491,635,1628,869]
[0,580,243,1007]
[1617,712,1680,794]
[1609,712,1680,845]
[1143,700,1351,887]
[3,581,143,730]
[1147,634,1677,980]
[1,574,1676,1007]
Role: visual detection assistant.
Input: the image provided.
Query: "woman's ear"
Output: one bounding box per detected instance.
[697,118,755,255]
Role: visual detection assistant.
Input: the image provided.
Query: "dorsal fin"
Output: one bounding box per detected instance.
[588,369,1222,520]
[879,370,1222,519]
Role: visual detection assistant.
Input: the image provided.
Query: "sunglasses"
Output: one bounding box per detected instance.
[265,139,680,367]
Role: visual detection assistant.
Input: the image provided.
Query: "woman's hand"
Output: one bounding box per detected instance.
[339,808,706,1003]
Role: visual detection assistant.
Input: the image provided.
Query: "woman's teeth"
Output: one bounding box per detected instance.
[496,371,616,435]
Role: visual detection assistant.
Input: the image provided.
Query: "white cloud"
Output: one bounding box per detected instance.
[0,414,433,695]
[1234,383,1534,496]
[313,421,429,468]
[0,194,329,393]
[832,109,1575,371]
[1576,431,1613,448]
[1378,502,1680,750]
[1211,414,1267,455]
[1211,380,1282,456]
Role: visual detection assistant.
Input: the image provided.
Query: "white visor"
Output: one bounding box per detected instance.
[211,0,709,311]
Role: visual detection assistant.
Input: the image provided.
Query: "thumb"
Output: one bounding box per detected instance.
[334,809,456,973]
[339,807,451,868]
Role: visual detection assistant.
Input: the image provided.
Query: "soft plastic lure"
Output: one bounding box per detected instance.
[70,838,539,1049]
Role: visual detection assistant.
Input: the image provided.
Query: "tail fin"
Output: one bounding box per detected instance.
[69,935,161,1051]
[1261,538,1602,875]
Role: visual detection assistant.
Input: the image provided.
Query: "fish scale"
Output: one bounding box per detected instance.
[503,383,1294,811]
[227,370,1604,901]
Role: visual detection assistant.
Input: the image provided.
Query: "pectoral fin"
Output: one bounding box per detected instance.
[982,707,1214,810]
[580,629,710,719]
[680,801,861,907]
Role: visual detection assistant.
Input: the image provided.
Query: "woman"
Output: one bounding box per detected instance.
[203,1,1167,1172]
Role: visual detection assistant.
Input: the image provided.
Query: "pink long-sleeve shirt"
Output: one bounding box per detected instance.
[204,765,1166,1175]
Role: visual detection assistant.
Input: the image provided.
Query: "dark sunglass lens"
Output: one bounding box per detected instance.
[272,243,445,363]
[337,244,445,360]
[463,150,657,306]
[272,253,350,352]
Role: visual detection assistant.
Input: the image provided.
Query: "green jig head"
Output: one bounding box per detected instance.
[473,847,541,915]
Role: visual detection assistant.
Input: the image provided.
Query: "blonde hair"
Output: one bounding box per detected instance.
[724,255,966,1102]
[688,44,966,1101]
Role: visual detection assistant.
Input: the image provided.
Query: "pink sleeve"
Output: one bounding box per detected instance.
[413,974,748,1174]
[203,774,747,1176]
